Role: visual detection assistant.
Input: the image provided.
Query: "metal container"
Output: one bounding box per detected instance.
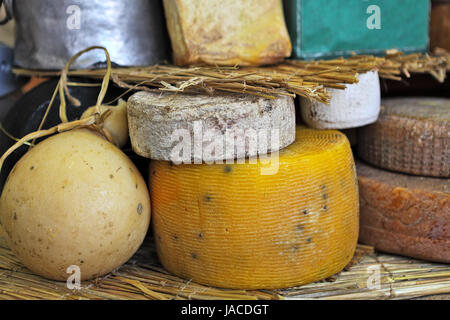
[1,0,170,69]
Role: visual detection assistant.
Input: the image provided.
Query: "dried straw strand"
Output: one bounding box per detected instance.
[12,50,448,104]
[1,233,450,301]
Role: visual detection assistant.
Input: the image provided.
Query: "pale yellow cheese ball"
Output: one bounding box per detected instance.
[0,129,151,281]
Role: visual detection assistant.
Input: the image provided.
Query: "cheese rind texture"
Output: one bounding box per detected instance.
[357,161,450,263]
[358,97,450,178]
[300,71,380,129]
[162,0,292,66]
[149,127,359,289]
[127,91,296,162]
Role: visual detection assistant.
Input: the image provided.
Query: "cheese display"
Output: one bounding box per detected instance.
[357,161,449,263]
[358,97,450,178]
[127,91,296,162]
[149,126,359,289]
[299,71,380,129]
[162,0,292,66]
[0,129,151,280]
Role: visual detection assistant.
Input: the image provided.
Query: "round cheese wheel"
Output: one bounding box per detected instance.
[300,71,380,129]
[357,161,450,263]
[358,97,450,178]
[149,126,359,289]
[127,91,296,162]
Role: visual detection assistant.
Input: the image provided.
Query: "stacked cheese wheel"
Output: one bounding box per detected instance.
[357,97,450,262]
[358,97,449,177]
[357,161,449,263]
[148,126,359,289]
[128,92,296,162]
[300,71,381,130]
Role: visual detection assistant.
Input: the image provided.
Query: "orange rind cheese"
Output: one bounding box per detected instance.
[149,126,359,289]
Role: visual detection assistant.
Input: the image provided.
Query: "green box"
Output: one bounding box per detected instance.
[284,0,430,59]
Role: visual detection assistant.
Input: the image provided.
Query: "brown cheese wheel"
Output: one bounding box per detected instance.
[357,161,449,263]
[357,97,450,178]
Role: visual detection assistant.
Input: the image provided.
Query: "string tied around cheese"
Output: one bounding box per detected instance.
[0,46,117,173]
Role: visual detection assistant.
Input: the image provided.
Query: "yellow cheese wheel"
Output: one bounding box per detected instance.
[149,126,359,289]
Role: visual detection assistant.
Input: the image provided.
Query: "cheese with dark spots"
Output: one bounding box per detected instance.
[149,126,359,289]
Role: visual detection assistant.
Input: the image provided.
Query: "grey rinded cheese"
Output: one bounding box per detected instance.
[162,0,292,66]
[358,97,450,178]
[127,92,295,162]
[299,71,381,129]
[357,161,450,263]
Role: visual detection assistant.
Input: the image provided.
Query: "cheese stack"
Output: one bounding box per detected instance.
[162,0,292,66]
[357,97,450,262]
[149,126,359,289]
[299,71,381,130]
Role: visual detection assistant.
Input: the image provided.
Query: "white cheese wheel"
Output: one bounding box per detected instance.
[300,71,381,129]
